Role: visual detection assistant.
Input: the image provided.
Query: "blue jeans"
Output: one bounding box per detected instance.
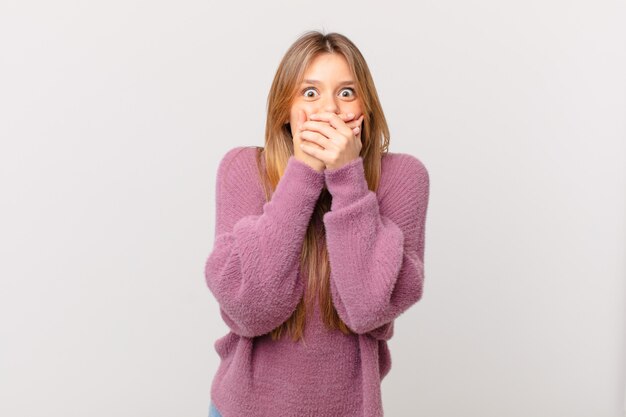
[209,401,223,417]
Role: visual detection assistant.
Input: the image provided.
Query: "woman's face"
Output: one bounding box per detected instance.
[287,53,363,130]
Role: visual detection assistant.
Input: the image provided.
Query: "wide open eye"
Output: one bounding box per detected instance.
[339,87,356,98]
[302,87,318,98]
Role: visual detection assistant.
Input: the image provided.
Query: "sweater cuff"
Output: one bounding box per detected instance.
[272,155,325,201]
[324,157,370,211]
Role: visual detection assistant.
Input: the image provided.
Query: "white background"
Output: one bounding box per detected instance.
[1,1,625,416]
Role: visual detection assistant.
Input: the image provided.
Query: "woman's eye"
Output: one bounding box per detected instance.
[340,88,355,98]
[302,88,317,98]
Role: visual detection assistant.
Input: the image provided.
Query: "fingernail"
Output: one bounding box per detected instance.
[310,113,317,118]
[347,112,354,118]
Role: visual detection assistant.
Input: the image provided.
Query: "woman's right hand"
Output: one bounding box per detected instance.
[292,109,360,172]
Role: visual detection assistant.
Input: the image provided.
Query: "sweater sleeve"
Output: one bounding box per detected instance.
[322,154,430,335]
[204,147,325,338]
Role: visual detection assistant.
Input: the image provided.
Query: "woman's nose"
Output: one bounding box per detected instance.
[319,97,340,115]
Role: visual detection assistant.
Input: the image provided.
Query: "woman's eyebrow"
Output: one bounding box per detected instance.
[301,79,355,86]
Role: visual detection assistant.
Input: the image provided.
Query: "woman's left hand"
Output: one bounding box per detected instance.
[299,111,365,171]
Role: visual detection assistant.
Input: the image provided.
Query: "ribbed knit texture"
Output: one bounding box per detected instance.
[204,145,430,417]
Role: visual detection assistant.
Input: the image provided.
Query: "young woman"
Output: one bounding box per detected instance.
[204,30,430,417]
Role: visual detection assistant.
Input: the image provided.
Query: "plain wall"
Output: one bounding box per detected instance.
[1,1,625,416]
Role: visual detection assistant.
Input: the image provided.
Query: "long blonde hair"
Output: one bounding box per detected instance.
[257,30,391,342]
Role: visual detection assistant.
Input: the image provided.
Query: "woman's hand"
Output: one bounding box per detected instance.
[293,109,362,172]
[299,111,365,171]
[292,109,325,172]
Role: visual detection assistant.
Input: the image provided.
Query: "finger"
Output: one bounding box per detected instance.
[346,115,363,136]
[300,130,330,149]
[310,111,356,125]
[301,120,340,141]
[298,109,306,130]
[308,112,351,135]
[300,141,325,160]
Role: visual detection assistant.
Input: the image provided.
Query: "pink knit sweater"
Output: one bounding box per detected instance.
[204,145,429,417]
